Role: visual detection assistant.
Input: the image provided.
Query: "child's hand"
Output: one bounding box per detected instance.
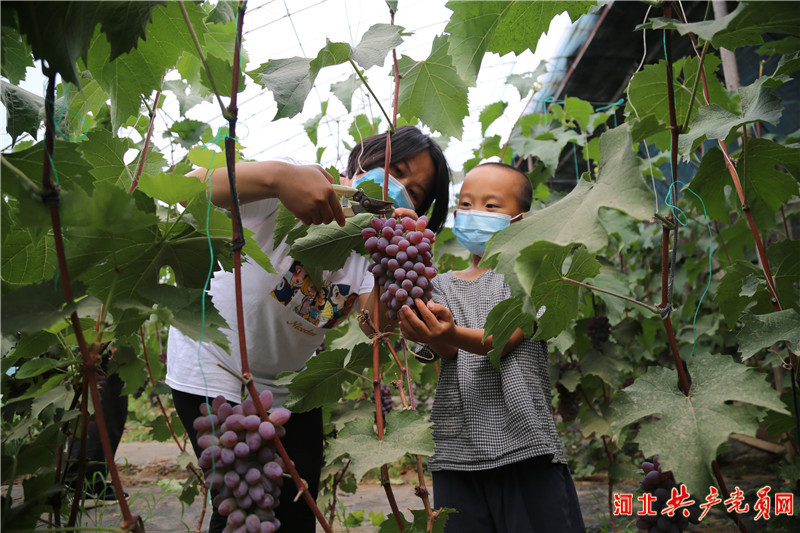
[398,299,455,344]
[392,207,418,220]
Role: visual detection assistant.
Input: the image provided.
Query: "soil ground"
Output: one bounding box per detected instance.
[8,438,785,533]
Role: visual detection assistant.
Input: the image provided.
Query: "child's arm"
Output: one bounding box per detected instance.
[398,298,525,360]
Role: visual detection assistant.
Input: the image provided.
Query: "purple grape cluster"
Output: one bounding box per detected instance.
[587,315,610,351]
[636,457,701,532]
[377,383,394,417]
[194,392,291,533]
[361,216,437,320]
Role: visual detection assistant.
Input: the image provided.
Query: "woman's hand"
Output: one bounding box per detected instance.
[277,164,346,226]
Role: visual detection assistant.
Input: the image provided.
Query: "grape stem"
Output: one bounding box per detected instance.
[561,277,660,314]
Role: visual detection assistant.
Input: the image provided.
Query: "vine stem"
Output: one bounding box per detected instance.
[128,86,162,193]
[561,277,660,314]
[348,57,394,130]
[711,460,750,533]
[40,66,143,533]
[177,0,229,119]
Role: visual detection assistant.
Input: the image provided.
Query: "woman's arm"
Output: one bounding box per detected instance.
[190,160,345,226]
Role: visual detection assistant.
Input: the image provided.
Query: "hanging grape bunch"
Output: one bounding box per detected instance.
[194,392,291,533]
[555,359,581,422]
[361,216,437,320]
[376,383,394,417]
[586,315,610,351]
[636,456,702,532]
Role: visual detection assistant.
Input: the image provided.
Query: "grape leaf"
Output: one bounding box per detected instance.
[7,1,162,86]
[325,409,434,481]
[164,80,209,115]
[76,130,164,190]
[685,147,732,222]
[483,296,535,369]
[2,228,56,285]
[507,119,582,174]
[137,171,208,205]
[444,1,592,83]
[350,23,403,70]
[0,20,33,85]
[737,310,800,360]
[482,124,654,297]
[478,101,508,136]
[679,77,783,156]
[378,508,455,533]
[0,81,43,144]
[737,138,800,227]
[86,1,206,128]
[330,74,362,113]
[516,243,602,341]
[0,281,81,335]
[768,240,800,313]
[645,3,800,50]
[610,352,788,495]
[396,35,469,139]
[139,284,229,351]
[251,57,313,120]
[289,214,371,290]
[277,344,373,412]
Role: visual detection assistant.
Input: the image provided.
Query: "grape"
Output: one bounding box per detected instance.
[193,396,292,532]
[635,459,702,532]
[365,236,378,251]
[587,315,611,351]
[269,407,291,426]
[360,216,438,321]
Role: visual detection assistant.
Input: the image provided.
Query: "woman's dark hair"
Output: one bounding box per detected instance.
[345,126,451,233]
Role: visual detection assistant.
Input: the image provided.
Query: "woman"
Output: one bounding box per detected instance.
[167,125,450,533]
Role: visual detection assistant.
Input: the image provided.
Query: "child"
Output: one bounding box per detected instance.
[398,162,585,533]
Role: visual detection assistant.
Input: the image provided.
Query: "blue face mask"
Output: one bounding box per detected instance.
[353,168,415,210]
[452,210,521,256]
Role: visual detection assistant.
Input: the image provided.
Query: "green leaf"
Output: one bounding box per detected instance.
[351,24,403,69]
[737,138,800,227]
[251,57,313,120]
[166,119,209,150]
[310,39,352,71]
[330,74,362,113]
[137,171,208,206]
[289,214,371,290]
[164,80,209,115]
[610,352,788,494]
[397,35,469,139]
[507,117,582,174]
[76,129,164,190]
[516,243,601,341]
[349,114,382,142]
[280,345,372,412]
[0,81,44,144]
[15,357,67,379]
[737,310,800,360]
[715,260,774,326]
[140,284,229,351]
[303,101,328,146]
[7,1,162,86]
[2,228,56,285]
[478,101,508,136]
[679,78,783,156]
[483,296,534,369]
[506,63,547,99]
[444,1,592,83]
[0,281,81,335]
[325,409,434,481]
[86,1,204,128]
[768,239,800,313]
[482,124,654,302]
[686,147,732,222]
[273,204,301,248]
[0,21,34,85]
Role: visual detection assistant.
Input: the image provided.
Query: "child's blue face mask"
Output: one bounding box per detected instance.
[353,168,415,210]
[452,210,522,256]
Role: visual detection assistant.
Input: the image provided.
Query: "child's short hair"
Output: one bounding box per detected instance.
[475,162,533,212]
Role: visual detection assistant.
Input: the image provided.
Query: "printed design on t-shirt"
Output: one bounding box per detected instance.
[270,260,359,329]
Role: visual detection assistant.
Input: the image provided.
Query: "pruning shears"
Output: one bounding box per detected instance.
[332,184,395,217]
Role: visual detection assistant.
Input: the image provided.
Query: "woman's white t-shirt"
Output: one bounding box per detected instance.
[166,159,373,407]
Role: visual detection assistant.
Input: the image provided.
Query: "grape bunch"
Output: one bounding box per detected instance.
[556,360,581,422]
[636,457,702,532]
[194,392,291,533]
[586,315,610,351]
[361,216,437,320]
[376,383,394,417]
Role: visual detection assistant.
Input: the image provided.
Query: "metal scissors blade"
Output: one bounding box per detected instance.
[332,184,394,216]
